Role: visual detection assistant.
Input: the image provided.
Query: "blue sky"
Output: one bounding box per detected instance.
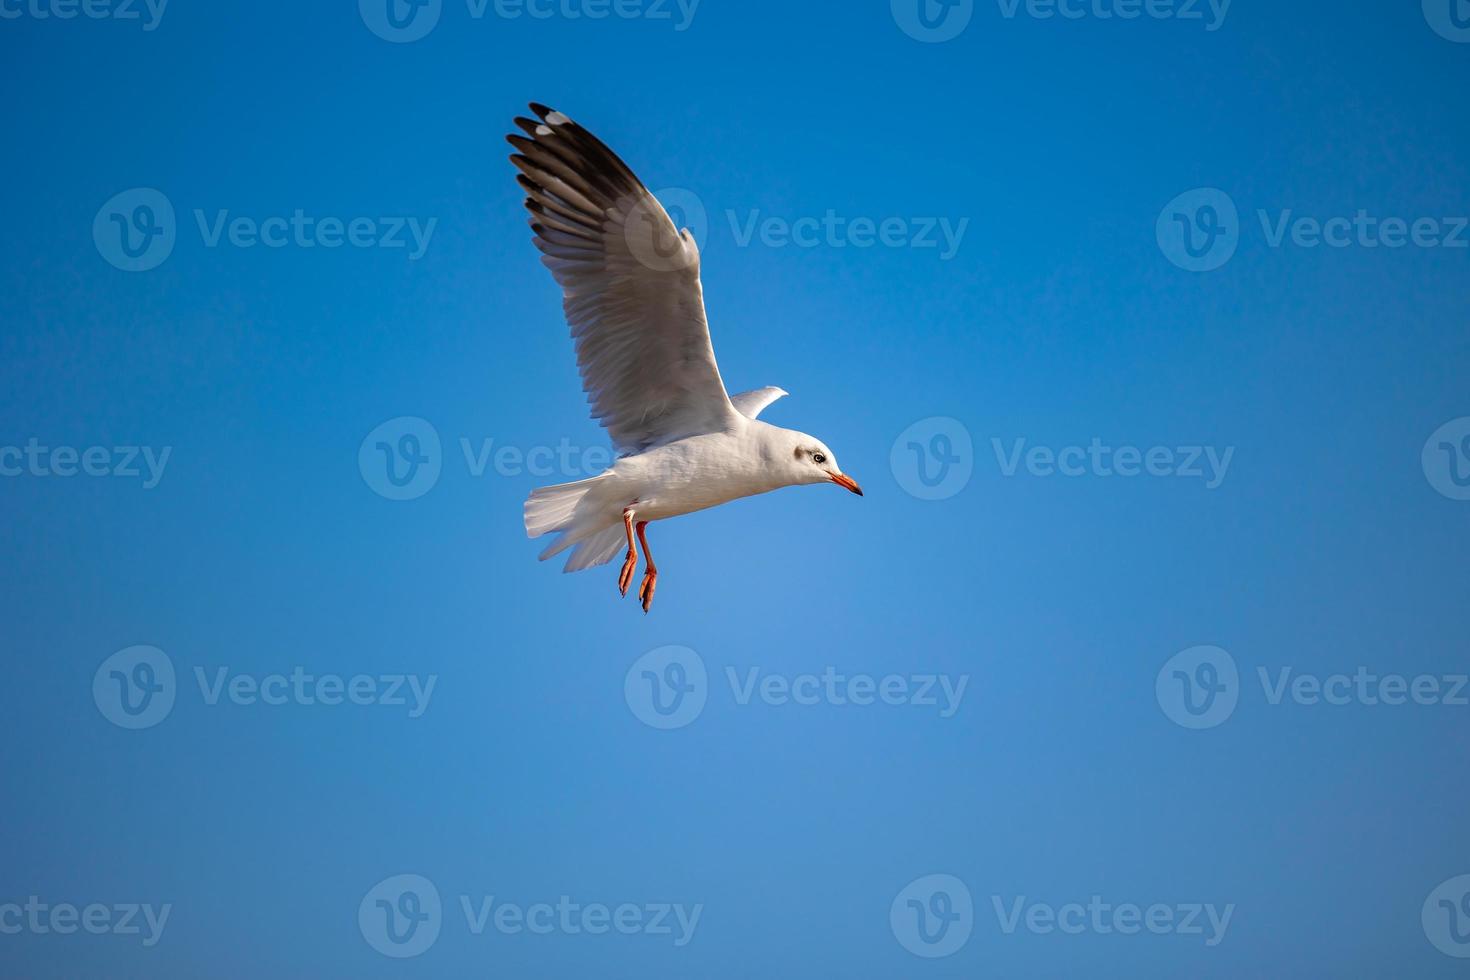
[2,0,1469,976]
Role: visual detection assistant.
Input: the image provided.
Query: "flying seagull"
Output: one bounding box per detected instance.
[511,103,862,612]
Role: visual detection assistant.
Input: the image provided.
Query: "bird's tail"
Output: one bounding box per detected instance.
[523,475,625,573]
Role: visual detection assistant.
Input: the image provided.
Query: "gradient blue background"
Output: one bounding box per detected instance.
[3,0,1469,976]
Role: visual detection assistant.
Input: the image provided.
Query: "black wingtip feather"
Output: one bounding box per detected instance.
[510,105,654,231]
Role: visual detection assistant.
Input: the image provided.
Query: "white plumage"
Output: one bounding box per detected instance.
[511,104,862,611]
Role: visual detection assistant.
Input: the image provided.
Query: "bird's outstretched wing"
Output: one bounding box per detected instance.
[510,103,740,455]
[729,386,788,420]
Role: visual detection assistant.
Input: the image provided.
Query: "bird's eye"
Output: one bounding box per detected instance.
[812,452,827,465]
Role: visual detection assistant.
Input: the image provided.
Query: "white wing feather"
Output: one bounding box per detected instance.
[729,386,788,419]
[510,104,740,454]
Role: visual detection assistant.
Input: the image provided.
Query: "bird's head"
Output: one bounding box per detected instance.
[778,429,863,496]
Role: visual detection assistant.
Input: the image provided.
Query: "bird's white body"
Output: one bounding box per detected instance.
[510,104,861,606]
[524,414,845,573]
[599,423,793,521]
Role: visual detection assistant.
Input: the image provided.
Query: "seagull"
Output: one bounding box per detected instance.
[510,103,863,612]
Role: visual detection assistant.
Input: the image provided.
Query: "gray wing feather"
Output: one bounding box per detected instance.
[511,104,739,454]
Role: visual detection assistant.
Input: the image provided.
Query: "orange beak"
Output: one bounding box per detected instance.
[829,472,864,496]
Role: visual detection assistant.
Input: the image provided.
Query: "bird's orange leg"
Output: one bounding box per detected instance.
[617,509,637,597]
[636,520,658,613]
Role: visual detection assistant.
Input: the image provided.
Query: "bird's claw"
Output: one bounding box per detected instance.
[617,550,637,597]
[638,570,657,613]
